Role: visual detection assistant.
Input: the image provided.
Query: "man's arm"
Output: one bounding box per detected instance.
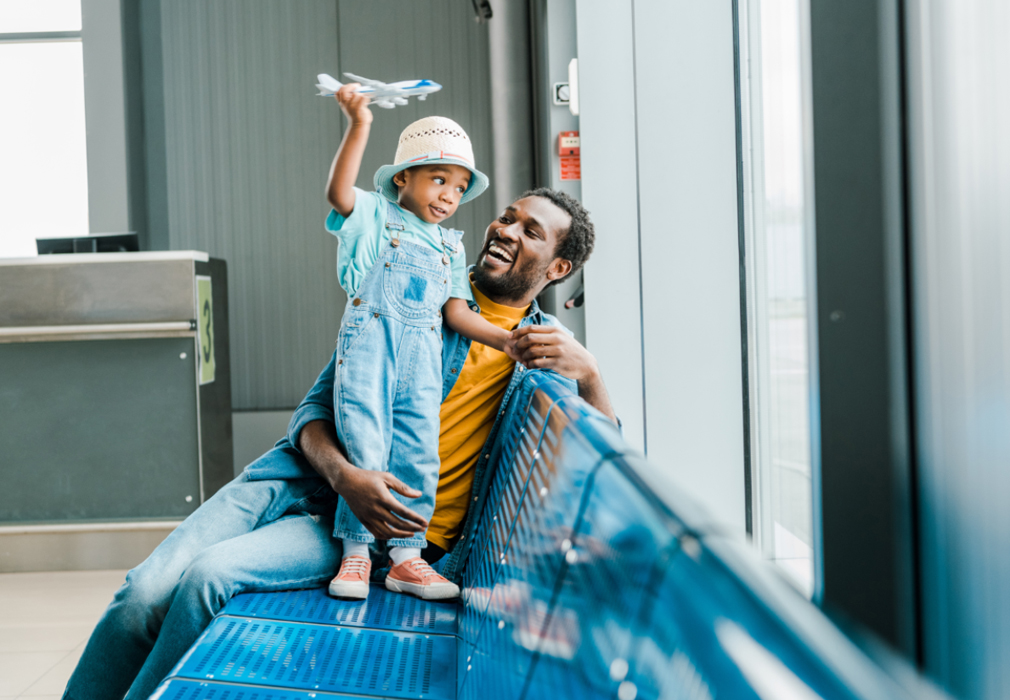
[298,420,429,541]
[510,325,617,423]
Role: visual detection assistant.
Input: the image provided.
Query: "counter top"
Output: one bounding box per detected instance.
[0,250,209,266]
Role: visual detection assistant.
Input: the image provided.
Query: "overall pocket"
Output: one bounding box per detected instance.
[338,305,378,356]
[382,260,448,319]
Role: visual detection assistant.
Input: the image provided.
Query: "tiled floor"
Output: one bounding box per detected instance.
[0,570,126,699]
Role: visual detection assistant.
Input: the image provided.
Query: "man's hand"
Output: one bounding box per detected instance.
[509,325,617,423]
[510,325,598,381]
[331,466,429,541]
[335,83,373,126]
[299,420,427,540]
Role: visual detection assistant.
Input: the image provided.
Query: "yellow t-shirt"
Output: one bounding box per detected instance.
[426,281,529,550]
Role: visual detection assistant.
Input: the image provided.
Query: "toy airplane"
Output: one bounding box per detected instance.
[315,72,442,109]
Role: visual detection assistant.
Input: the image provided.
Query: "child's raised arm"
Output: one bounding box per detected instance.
[326,83,373,217]
[443,298,520,360]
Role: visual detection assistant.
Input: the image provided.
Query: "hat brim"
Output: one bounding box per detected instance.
[374,156,489,205]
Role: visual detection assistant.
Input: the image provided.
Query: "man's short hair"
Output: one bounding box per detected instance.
[520,188,595,288]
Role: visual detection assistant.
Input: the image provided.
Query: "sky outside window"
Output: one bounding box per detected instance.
[0,0,89,258]
[0,1,82,33]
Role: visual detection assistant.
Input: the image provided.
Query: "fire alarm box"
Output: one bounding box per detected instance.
[558,131,580,181]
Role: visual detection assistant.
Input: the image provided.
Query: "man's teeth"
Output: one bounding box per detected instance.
[488,243,514,263]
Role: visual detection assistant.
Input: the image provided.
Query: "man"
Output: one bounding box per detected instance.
[62,188,615,700]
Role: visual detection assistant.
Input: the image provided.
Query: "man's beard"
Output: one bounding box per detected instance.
[472,253,546,304]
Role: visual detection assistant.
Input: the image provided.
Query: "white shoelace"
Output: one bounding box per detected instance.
[408,559,443,582]
[339,557,369,579]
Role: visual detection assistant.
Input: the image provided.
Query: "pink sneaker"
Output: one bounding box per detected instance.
[328,555,371,599]
[386,557,460,600]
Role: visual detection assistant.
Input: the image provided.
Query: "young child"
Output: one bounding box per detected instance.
[324,83,514,600]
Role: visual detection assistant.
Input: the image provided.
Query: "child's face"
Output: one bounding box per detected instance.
[393,164,472,224]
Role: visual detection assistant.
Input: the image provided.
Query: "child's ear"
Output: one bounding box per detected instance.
[392,170,408,188]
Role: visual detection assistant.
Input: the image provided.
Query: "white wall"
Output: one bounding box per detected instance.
[577,0,646,453]
[577,0,747,535]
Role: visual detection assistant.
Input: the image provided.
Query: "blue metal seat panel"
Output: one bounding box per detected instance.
[169,617,455,700]
[221,586,457,635]
[622,545,863,700]
[459,390,552,652]
[459,405,621,700]
[151,679,364,700]
[521,655,610,700]
[521,458,678,700]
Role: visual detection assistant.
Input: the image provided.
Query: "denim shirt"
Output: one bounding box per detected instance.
[247,279,577,583]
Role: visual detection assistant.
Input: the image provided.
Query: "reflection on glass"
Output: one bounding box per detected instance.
[741,0,814,596]
[0,41,89,258]
[0,0,82,33]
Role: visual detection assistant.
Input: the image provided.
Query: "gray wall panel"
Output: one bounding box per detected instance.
[531,0,585,345]
[81,0,131,234]
[336,0,497,267]
[907,1,1010,696]
[158,0,342,410]
[155,1,495,409]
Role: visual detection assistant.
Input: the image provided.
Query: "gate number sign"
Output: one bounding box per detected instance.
[196,275,215,385]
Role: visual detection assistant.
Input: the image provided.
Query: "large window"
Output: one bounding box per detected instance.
[0,1,90,258]
[739,0,816,596]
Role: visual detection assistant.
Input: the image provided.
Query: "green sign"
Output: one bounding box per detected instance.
[197,275,215,385]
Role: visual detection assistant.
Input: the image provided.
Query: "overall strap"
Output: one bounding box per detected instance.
[438,226,464,255]
[383,196,405,246]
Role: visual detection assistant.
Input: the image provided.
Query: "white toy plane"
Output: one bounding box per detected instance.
[315,72,442,109]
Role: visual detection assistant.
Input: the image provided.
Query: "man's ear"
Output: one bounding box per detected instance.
[546,258,573,283]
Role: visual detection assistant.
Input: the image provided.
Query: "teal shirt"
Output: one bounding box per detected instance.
[325,188,471,300]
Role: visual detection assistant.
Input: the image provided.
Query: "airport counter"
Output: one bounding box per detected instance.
[0,251,231,571]
[150,373,943,700]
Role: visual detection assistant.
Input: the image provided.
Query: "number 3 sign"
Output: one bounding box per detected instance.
[196,275,215,385]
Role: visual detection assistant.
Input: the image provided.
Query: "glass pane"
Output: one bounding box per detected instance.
[0,41,89,258]
[0,0,82,33]
[741,0,815,596]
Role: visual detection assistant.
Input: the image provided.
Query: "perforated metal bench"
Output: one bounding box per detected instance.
[150,374,938,700]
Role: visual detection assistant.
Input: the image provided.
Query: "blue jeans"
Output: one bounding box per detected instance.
[333,235,455,548]
[62,461,341,700]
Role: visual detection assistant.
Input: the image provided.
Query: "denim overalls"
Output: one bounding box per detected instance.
[332,200,463,548]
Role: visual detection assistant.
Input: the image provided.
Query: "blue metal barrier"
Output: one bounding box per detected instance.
[150,373,942,700]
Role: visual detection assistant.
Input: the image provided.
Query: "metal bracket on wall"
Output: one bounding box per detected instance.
[471,0,492,22]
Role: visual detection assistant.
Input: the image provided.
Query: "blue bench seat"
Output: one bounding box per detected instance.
[151,374,942,700]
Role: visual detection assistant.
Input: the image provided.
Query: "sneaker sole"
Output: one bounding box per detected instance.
[329,580,369,600]
[385,576,459,600]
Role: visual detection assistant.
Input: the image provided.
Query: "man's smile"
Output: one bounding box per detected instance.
[482,241,515,267]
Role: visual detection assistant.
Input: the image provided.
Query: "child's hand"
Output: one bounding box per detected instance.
[503,331,523,365]
[335,83,372,126]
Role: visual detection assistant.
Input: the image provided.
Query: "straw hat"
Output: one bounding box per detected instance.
[373,116,489,204]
